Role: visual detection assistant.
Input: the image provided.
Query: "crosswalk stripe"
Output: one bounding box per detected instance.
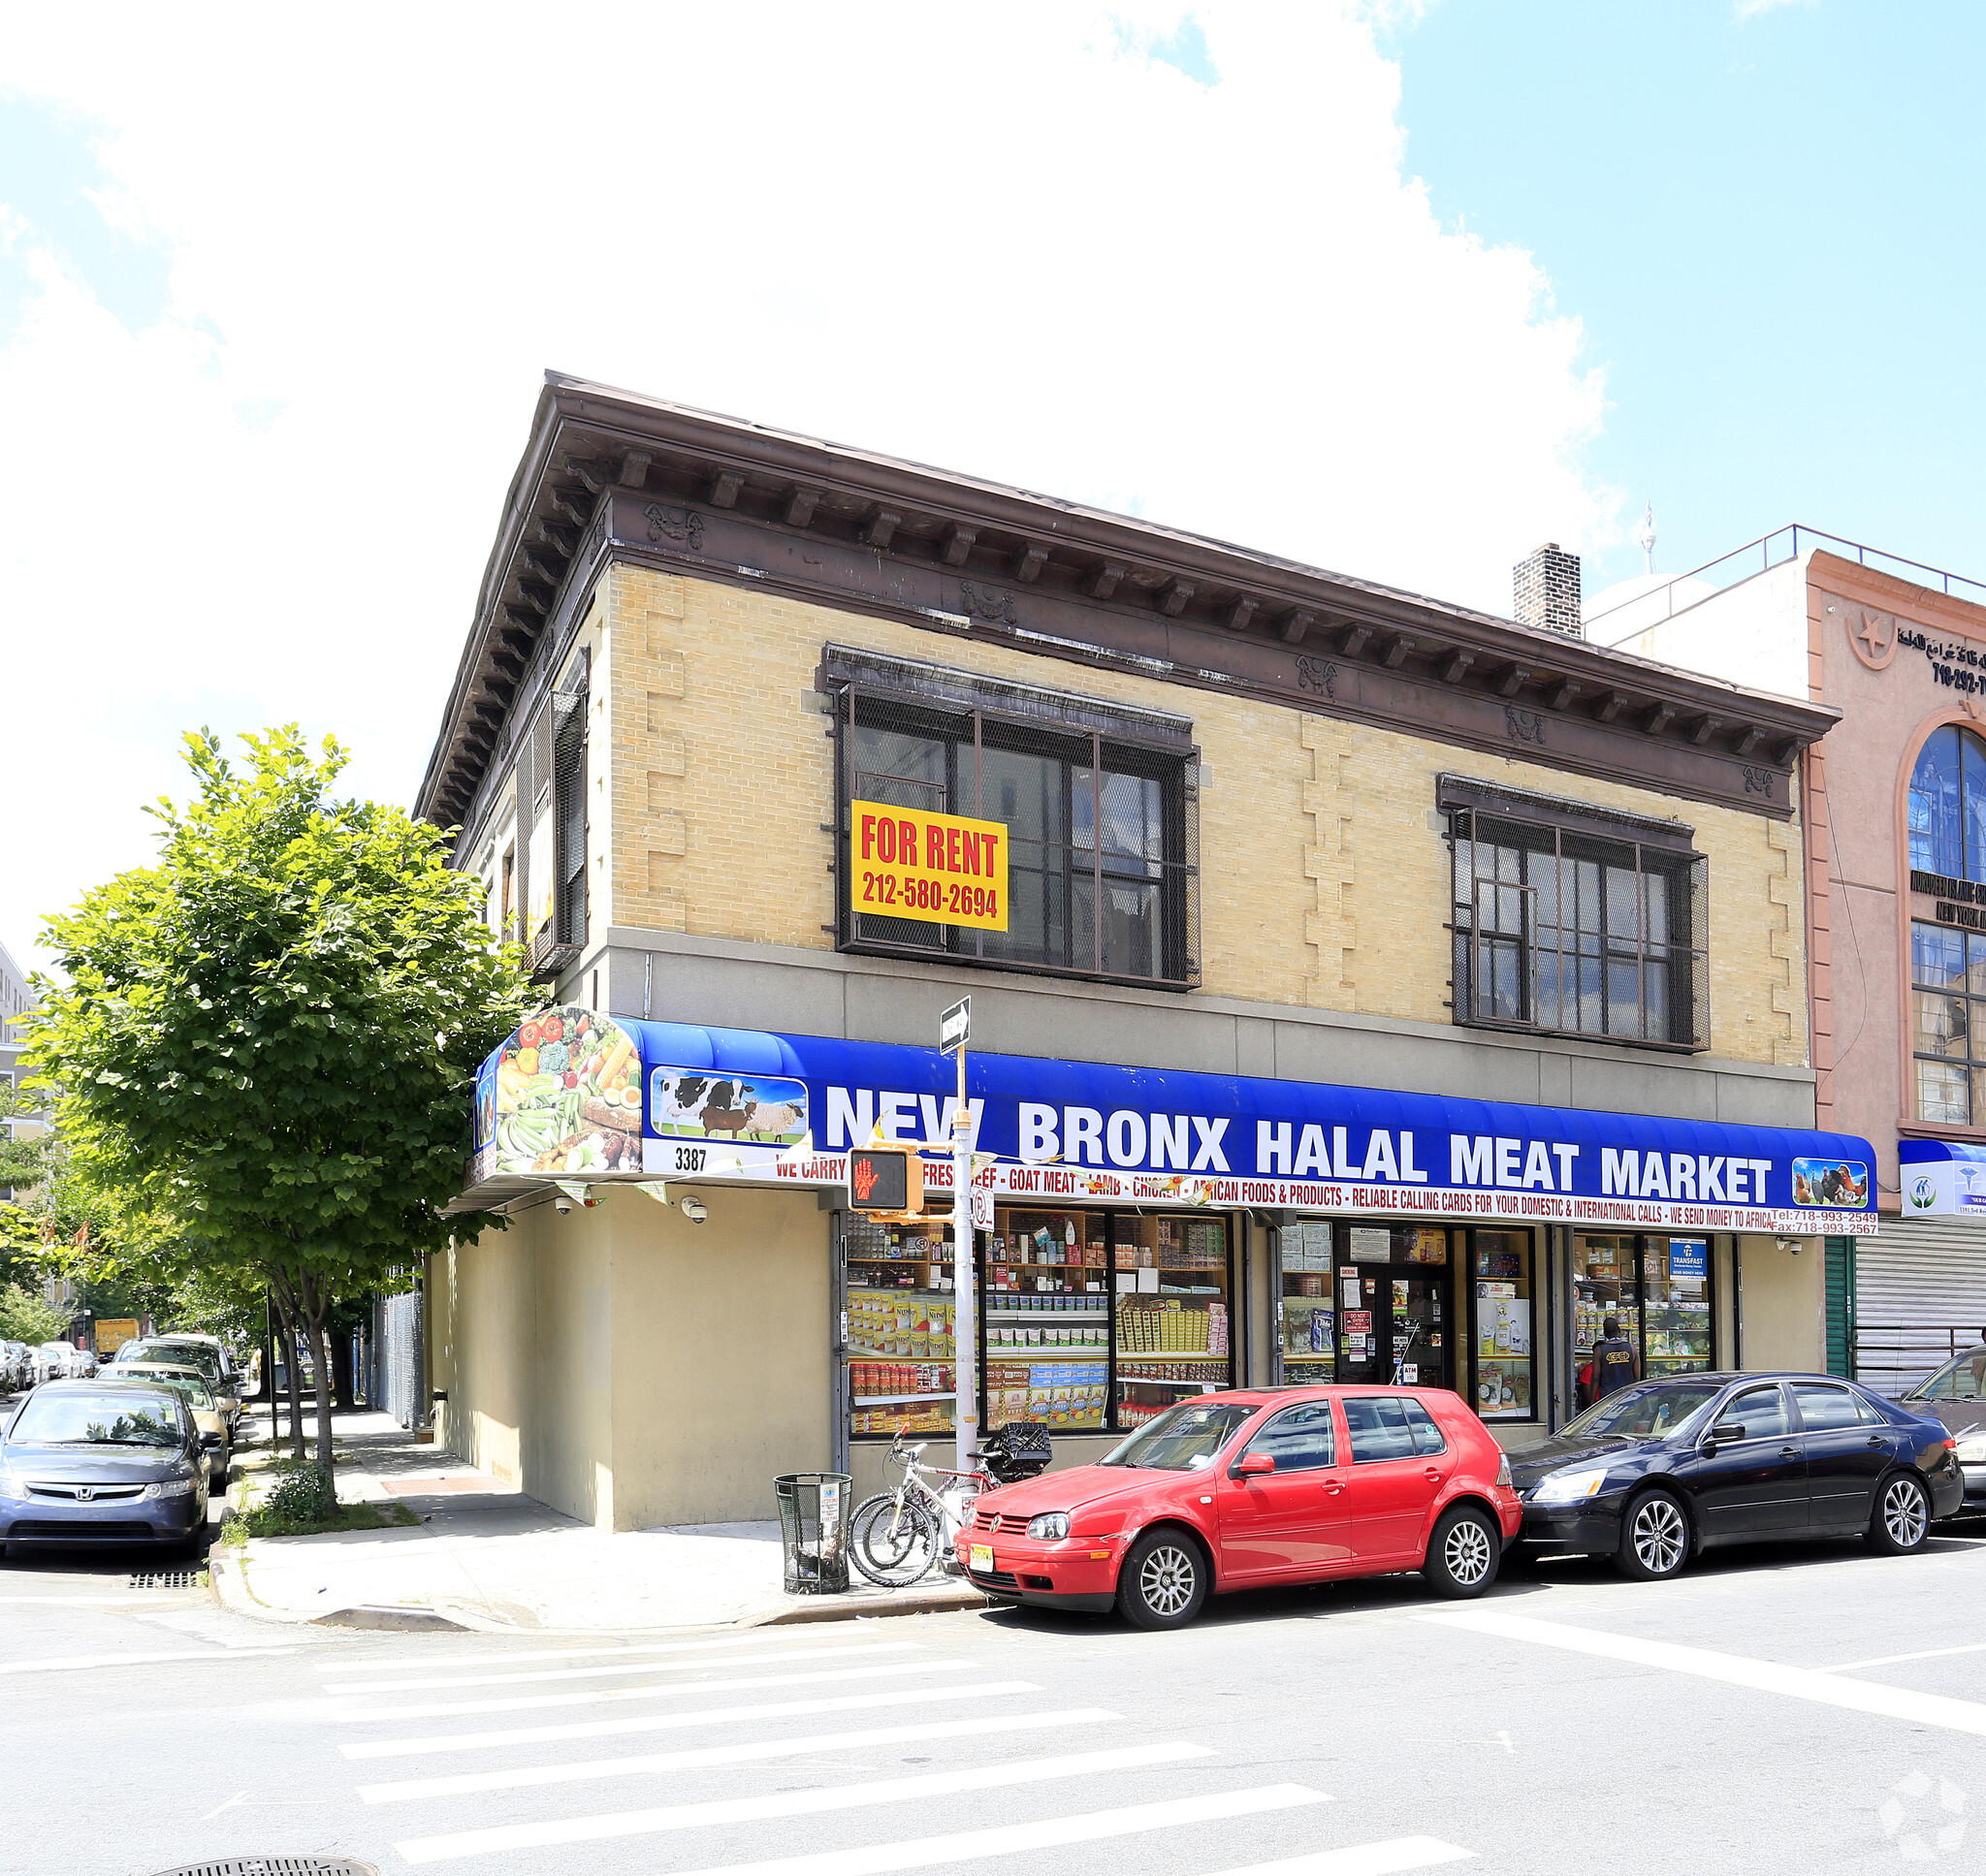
[335,1656,983,1723]
[323,1638,918,1694]
[1202,1839,1474,1876]
[317,1632,820,1675]
[357,1704,1118,1802]
[394,1740,1217,1863]
[652,1785,1329,1876]
[0,1645,295,1674]
[340,1676,1045,1760]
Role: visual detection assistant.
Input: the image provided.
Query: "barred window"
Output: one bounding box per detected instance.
[834,676,1199,989]
[1910,920,1986,1123]
[1446,785,1708,1050]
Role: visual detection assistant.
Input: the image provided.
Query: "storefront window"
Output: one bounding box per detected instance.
[1470,1230,1535,1419]
[985,1208,1111,1433]
[1573,1231,1714,1410]
[845,1215,956,1437]
[1277,1220,1337,1384]
[1642,1236,1713,1377]
[1111,1214,1232,1428]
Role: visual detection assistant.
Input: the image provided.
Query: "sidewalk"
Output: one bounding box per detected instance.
[209,1406,986,1634]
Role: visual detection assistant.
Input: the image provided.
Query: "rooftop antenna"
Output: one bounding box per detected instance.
[1636,501,1657,577]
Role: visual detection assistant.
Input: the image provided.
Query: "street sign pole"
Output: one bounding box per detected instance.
[942,998,977,1474]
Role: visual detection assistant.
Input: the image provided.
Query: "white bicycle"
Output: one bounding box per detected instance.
[849,1431,989,1588]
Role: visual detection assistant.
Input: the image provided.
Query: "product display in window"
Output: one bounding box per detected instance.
[1471,1230,1536,1420]
[1113,1213,1233,1425]
[1573,1231,1714,1403]
[986,1208,1111,1429]
[845,1215,957,1436]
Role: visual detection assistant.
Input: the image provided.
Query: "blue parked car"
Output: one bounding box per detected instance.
[0,1379,216,1556]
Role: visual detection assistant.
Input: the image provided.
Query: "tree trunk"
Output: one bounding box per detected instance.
[269,1279,308,1461]
[333,1323,356,1412]
[299,1271,337,1472]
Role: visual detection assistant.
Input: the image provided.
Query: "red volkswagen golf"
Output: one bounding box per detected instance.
[955,1386,1522,1629]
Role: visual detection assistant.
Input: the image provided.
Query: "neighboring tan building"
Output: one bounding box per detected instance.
[415,376,1873,1531]
[1594,528,1986,1390]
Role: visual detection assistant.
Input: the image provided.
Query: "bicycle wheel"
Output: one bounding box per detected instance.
[849,1492,940,1587]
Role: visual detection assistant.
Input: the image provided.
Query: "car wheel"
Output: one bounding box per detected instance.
[1116,1528,1207,1631]
[1423,1505,1501,1599]
[1869,1472,1932,1555]
[1615,1487,1691,1581]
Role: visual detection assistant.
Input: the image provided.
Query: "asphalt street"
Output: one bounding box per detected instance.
[5,1511,1986,1876]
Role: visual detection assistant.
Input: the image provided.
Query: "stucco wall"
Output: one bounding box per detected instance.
[604,562,1807,1068]
[1735,1232,1824,1372]
[607,1185,834,1530]
[429,1200,616,1529]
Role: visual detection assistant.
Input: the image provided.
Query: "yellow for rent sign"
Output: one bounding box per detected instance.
[851,799,1009,932]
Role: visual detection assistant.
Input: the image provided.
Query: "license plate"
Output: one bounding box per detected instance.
[969,1543,993,1574]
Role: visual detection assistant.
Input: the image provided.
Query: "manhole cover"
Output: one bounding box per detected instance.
[129,1571,199,1589]
[150,1860,378,1876]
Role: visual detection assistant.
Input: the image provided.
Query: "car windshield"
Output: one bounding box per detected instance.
[1906,1350,1986,1403]
[128,1345,219,1383]
[1100,1399,1257,1471]
[6,1394,182,1447]
[121,1372,213,1410]
[1560,1381,1724,1440]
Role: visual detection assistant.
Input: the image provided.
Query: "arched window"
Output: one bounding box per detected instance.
[1908,724,1986,882]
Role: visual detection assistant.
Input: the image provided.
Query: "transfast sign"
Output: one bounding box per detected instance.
[850,799,1009,932]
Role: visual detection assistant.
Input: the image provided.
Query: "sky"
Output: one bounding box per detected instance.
[0,1,1978,973]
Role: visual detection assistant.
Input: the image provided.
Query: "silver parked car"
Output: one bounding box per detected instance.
[114,1338,239,1430]
[0,1343,32,1393]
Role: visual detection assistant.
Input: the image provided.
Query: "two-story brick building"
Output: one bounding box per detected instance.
[416,375,1874,1530]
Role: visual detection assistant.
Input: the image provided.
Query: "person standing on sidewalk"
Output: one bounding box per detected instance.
[1590,1317,1639,1403]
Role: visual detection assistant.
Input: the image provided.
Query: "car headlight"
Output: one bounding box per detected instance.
[1026,1513,1070,1541]
[0,1476,24,1501]
[1954,1435,1986,1463]
[143,1478,197,1500]
[1532,1465,1612,1505]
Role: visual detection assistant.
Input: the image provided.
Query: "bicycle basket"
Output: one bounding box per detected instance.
[979,1420,1053,1485]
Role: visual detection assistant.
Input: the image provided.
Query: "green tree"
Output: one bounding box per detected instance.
[0,1283,66,1345]
[23,727,529,1465]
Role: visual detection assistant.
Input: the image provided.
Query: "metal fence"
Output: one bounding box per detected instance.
[370,1288,426,1430]
[1849,1322,1981,1398]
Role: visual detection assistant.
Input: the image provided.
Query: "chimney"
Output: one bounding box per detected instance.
[1514,542,1583,637]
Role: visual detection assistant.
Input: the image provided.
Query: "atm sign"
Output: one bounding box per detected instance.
[851,798,1009,932]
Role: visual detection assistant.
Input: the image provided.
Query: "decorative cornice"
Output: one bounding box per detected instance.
[417,373,1841,835]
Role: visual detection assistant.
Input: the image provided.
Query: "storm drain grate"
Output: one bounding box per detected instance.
[128,1571,199,1589]
[150,1860,379,1876]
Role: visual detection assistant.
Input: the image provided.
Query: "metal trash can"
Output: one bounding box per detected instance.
[775,1472,851,1594]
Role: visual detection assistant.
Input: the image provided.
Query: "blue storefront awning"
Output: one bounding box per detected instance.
[1898,1138,1986,1218]
[472,1008,1877,1235]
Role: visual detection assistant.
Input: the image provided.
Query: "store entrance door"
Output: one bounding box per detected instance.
[1334,1227,1455,1393]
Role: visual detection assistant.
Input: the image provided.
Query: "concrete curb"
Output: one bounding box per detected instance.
[209,1542,991,1635]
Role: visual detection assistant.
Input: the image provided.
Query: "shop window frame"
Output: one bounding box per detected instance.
[823,648,1201,992]
[1464,1226,1542,1425]
[1440,777,1709,1054]
[1568,1230,1719,1408]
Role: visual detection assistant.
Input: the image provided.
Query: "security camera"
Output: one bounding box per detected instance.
[680,1196,709,1225]
[553,1194,572,1216]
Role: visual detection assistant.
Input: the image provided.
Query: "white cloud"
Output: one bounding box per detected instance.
[1733,0,1815,18]
[0,1,1615,970]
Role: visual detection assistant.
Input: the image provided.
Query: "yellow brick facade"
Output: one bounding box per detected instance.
[596,561,1806,1069]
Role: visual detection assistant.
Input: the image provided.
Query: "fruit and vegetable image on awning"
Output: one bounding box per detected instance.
[474,1005,645,1176]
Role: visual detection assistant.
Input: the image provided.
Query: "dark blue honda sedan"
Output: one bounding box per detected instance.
[0,1379,215,1555]
[1512,1372,1965,1580]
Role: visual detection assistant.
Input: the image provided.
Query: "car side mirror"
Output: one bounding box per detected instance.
[1707,1422,1746,1447]
[201,1431,222,1447]
[1232,1452,1275,1479]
